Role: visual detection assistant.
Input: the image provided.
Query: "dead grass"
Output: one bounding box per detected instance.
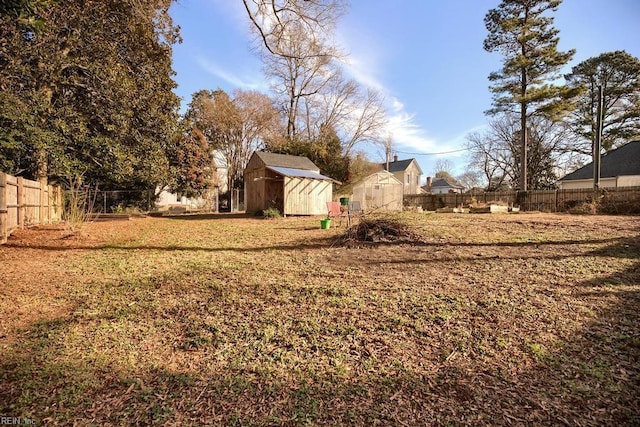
[0,212,639,425]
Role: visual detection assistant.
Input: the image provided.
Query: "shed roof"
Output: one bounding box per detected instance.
[356,170,404,185]
[254,151,319,171]
[266,166,336,182]
[559,141,640,181]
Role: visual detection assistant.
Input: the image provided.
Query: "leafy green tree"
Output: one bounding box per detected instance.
[484,0,574,190]
[565,50,640,157]
[266,124,349,183]
[167,126,214,198]
[0,0,180,192]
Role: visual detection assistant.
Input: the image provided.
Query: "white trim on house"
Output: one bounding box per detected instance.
[558,176,640,190]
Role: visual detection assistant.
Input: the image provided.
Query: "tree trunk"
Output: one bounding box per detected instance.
[35,147,48,181]
[519,7,529,191]
[520,102,527,191]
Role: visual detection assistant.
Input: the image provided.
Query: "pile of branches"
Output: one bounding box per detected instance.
[335,217,427,246]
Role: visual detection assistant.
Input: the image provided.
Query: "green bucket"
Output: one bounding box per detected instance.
[339,197,349,206]
[320,218,331,229]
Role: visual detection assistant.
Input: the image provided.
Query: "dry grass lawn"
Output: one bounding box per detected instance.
[0,212,639,426]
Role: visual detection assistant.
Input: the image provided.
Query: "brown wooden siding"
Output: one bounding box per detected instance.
[244,152,333,215]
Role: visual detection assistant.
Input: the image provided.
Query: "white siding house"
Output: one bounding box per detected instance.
[557,141,640,189]
[380,156,424,195]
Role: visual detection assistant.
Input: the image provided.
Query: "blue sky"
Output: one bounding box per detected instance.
[169,0,640,176]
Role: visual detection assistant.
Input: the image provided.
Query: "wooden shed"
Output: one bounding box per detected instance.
[351,170,404,212]
[244,151,336,215]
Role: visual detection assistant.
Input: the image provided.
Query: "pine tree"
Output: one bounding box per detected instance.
[484,0,574,190]
[565,51,640,156]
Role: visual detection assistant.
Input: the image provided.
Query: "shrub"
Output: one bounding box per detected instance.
[260,208,281,219]
[62,175,98,233]
[597,199,640,215]
[567,201,598,215]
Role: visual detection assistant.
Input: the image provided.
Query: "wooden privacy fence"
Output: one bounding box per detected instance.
[404,187,640,212]
[0,172,63,244]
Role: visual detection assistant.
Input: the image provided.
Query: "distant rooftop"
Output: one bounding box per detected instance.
[430,177,462,188]
[380,158,422,174]
[559,141,640,181]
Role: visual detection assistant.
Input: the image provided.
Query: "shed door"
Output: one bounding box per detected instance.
[265,179,284,213]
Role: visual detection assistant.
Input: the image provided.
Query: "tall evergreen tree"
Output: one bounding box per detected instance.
[565,51,640,157]
[484,0,574,190]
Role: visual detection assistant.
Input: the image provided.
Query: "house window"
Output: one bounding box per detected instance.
[406,174,410,184]
[416,175,420,185]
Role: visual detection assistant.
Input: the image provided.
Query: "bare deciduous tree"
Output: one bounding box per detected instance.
[241,0,347,59]
[186,89,279,191]
[433,159,455,177]
[233,89,281,177]
[466,128,513,191]
[263,31,336,138]
[456,171,483,192]
[243,0,345,138]
[242,0,386,157]
[466,114,576,190]
[303,71,387,155]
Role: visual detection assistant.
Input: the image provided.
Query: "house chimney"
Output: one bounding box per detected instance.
[393,154,398,162]
[426,176,432,188]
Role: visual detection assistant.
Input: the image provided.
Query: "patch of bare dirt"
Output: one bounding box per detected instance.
[0,220,144,338]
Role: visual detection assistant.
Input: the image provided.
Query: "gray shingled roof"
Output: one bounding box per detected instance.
[382,159,413,173]
[559,141,640,181]
[431,177,463,188]
[254,151,319,171]
[380,158,423,174]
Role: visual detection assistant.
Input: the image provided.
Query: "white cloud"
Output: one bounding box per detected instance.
[341,57,385,93]
[344,68,478,158]
[384,100,438,152]
[337,35,445,156]
[195,56,265,90]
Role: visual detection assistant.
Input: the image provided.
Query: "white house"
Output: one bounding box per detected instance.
[423,177,464,194]
[154,150,228,212]
[380,156,424,195]
[557,141,640,189]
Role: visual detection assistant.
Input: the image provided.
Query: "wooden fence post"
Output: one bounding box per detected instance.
[47,183,53,223]
[39,178,46,225]
[0,173,7,243]
[16,176,24,229]
[57,185,63,221]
